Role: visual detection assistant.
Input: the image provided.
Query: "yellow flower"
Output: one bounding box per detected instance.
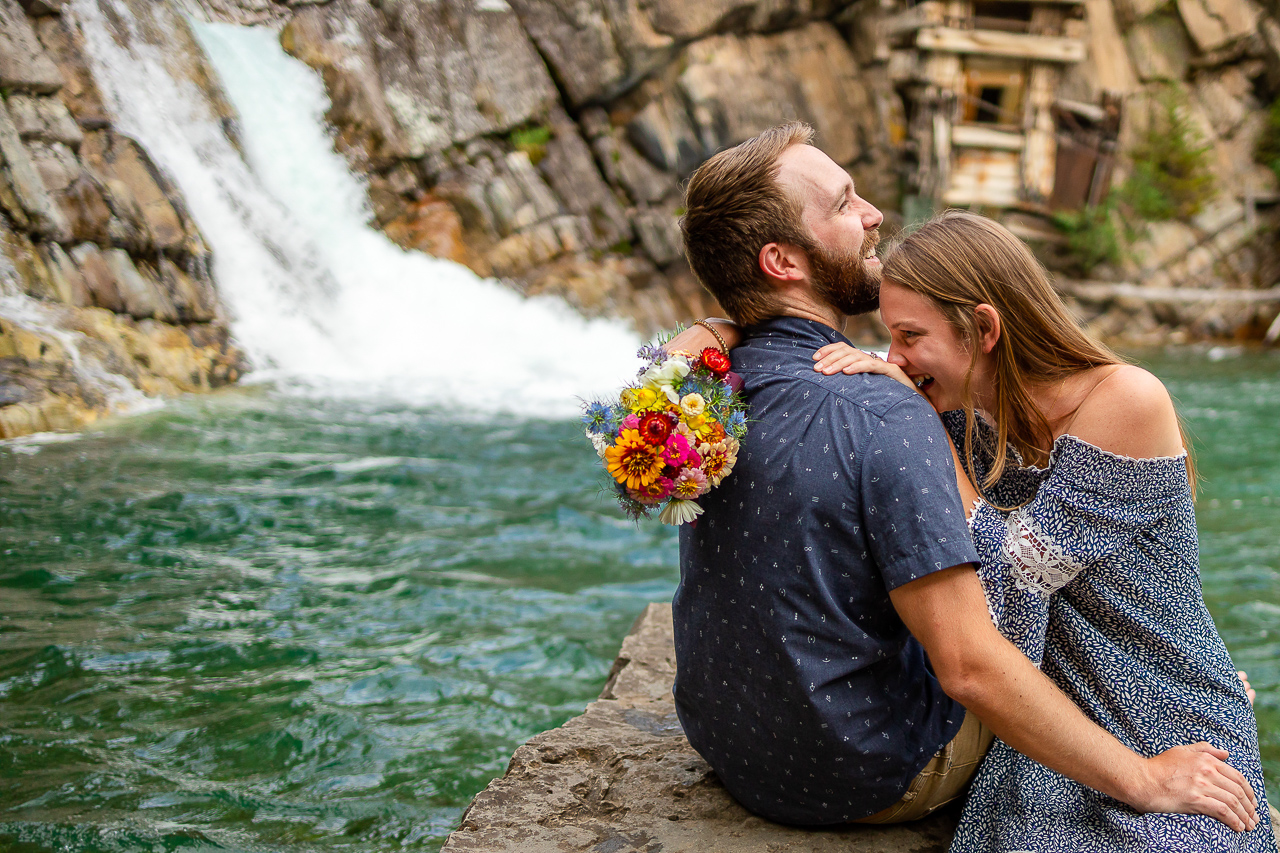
[604,429,665,490]
[630,387,659,412]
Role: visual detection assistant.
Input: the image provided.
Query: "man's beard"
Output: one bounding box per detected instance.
[807,230,881,316]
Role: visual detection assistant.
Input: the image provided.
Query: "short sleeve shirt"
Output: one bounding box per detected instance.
[672,317,979,825]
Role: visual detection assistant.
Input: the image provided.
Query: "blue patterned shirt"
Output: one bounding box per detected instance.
[672,317,979,825]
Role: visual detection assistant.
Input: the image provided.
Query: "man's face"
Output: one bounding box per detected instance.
[775,145,884,315]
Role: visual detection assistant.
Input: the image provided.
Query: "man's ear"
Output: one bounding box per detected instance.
[974,304,1001,354]
[759,242,808,284]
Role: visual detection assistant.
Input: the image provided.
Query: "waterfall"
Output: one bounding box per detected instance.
[66,0,642,418]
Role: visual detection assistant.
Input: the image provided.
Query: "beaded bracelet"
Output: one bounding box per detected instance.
[694,319,729,354]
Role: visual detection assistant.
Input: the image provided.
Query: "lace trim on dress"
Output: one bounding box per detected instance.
[1002,505,1087,595]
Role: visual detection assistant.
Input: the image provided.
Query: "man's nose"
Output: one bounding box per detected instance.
[863,202,883,231]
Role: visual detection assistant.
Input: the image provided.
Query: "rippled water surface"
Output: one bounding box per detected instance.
[2,347,1279,852]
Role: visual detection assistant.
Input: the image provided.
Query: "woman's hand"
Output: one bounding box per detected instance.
[665,320,741,356]
[813,343,918,394]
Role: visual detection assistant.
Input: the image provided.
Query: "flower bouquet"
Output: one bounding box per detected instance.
[582,344,747,526]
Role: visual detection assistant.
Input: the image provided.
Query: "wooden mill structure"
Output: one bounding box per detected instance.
[880,0,1123,213]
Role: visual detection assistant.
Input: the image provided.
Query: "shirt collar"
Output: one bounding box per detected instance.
[742,316,853,349]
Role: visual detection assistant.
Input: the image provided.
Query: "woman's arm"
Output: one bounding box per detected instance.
[664,319,742,354]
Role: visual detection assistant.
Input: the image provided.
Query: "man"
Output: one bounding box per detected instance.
[669,121,1258,829]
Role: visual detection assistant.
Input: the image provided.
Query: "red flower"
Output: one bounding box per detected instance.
[638,411,674,446]
[700,347,731,376]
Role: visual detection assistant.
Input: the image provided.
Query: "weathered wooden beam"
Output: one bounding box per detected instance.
[916,26,1087,61]
[880,1,946,40]
[1060,282,1280,303]
[951,124,1026,149]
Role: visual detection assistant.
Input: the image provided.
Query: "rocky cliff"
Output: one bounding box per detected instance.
[0,0,244,439]
[3,0,1279,440]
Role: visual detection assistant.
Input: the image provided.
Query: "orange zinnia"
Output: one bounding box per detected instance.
[605,429,665,490]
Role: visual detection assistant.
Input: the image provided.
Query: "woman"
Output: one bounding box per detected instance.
[671,209,1273,851]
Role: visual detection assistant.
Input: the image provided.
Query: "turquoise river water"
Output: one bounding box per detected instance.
[2,347,1279,852]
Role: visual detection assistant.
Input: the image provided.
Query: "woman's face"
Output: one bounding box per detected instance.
[879,280,984,412]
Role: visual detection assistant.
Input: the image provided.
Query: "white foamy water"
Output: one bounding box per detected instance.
[67,1,641,417]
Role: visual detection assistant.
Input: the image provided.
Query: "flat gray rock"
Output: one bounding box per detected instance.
[442,603,957,853]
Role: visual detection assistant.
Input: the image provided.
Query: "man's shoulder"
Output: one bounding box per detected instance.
[739,358,928,420]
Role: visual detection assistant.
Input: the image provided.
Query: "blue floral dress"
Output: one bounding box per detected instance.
[942,413,1275,853]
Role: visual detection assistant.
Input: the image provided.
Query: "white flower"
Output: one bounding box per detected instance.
[641,356,691,403]
[659,498,704,526]
[679,393,706,418]
[585,428,610,460]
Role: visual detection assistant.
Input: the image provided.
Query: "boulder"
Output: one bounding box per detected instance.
[507,0,854,107]
[33,14,112,130]
[283,0,558,163]
[0,95,72,240]
[1176,0,1262,53]
[443,603,959,852]
[538,107,631,249]
[79,130,188,252]
[676,23,875,169]
[5,93,83,146]
[1126,14,1194,82]
[0,0,63,94]
[583,107,679,206]
[69,242,125,313]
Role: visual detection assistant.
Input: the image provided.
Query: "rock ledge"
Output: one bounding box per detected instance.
[442,602,957,853]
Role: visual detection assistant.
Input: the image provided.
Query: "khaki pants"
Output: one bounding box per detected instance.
[855,711,995,824]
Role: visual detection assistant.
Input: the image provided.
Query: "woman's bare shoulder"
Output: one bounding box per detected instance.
[1067,365,1184,459]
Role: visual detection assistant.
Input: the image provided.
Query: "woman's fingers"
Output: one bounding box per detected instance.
[813,343,878,374]
[1238,671,1256,705]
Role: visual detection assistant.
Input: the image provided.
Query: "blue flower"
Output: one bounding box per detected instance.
[581,401,617,434]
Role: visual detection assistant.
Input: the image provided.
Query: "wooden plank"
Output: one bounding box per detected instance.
[944,149,1021,206]
[952,124,1026,149]
[1022,64,1059,200]
[916,26,1087,61]
[1082,0,1139,93]
[1061,282,1280,303]
[879,1,946,40]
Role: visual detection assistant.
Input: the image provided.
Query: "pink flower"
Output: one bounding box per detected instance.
[621,414,640,430]
[628,476,674,504]
[662,432,697,467]
[672,467,709,499]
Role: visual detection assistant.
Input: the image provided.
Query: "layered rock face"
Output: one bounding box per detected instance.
[0,0,244,438]
[264,0,896,339]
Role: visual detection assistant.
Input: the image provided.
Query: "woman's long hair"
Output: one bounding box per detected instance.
[881,210,1156,498]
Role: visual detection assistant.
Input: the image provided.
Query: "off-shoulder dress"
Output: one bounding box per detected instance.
[942,412,1275,853]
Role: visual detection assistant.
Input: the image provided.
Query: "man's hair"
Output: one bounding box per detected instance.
[680,122,816,326]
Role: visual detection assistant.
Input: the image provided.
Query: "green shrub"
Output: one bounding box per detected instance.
[508,124,553,164]
[1117,86,1215,221]
[1053,200,1122,276]
[1255,98,1280,185]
